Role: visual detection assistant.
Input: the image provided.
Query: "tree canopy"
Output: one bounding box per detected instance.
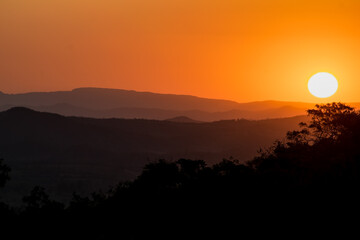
[1,102,360,239]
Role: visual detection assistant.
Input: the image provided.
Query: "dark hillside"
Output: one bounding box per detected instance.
[0,107,306,203]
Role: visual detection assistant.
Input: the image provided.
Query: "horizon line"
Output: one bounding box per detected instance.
[0,87,345,105]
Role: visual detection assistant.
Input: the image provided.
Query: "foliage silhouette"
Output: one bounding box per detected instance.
[2,102,360,239]
[252,102,360,196]
[22,186,65,212]
[286,102,357,144]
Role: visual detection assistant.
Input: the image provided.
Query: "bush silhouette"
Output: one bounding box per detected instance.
[3,102,360,238]
[252,102,360,196]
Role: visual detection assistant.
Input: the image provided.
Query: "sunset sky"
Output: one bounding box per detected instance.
[1,0,360,102]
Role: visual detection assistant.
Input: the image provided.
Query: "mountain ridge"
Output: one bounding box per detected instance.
[1,87,359,121]
[0,107,308,204]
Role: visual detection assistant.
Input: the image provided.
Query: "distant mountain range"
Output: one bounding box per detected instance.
[0,107,307,204]
[2,87,355,121]
[1,88,358,203]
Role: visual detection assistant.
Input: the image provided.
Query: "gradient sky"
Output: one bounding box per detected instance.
[1,0,360,102]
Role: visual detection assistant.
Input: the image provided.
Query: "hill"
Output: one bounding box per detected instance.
[0,107,307,204]
[0,87,335,120]
[0,88,241,112]
[165,116,203,123]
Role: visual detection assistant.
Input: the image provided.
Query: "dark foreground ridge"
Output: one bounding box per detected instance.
[0,107,306,204]
[1,103,359,238]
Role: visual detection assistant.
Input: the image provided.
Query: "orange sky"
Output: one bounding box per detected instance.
[1,0,360,102]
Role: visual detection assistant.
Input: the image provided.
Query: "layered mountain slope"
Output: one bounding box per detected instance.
[0,87,323,120]
[0,107,307,203]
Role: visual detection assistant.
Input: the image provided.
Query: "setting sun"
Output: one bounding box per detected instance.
[308,72,338,98]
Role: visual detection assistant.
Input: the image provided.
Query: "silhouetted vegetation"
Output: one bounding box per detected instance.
[1,103,360,239]
[252,102,360,196]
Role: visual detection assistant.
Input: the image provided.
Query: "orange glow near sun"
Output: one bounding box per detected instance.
[1,0,360,103]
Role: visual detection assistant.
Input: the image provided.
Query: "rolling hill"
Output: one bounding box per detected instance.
[0,87,328,121]
[0,107,307,204]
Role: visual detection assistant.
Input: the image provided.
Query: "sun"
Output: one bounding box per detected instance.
[308,72,338,98]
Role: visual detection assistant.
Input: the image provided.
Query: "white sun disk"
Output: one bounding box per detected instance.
[308,72,338,98]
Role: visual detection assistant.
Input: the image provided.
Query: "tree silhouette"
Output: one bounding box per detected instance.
[3,102,360,239]
[177,158,206,176]
[22,186,64,213]
[134,159,180,191]
[286,102,358,145]
[252,102,360,194]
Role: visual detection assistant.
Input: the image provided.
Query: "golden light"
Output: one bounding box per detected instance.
[308,72,338,98]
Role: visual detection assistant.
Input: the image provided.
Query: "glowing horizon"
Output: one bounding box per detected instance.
[1,0,360,103]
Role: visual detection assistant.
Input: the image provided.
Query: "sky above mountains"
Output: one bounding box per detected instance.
[1,0,360,103]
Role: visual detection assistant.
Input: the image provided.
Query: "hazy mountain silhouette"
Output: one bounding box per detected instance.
[0,88,241,112]
[0,87,349,121]
[165,116,203,123]
[9,104,309,121]
[0,107,307,204]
